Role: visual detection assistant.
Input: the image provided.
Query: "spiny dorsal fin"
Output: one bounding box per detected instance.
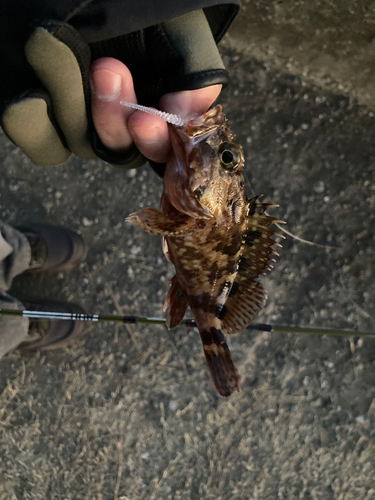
[221,196,283,335]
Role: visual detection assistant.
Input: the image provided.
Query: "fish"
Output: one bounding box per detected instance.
[123,103,283,397]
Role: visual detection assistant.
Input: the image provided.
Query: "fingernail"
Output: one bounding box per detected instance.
[90,70,122,102]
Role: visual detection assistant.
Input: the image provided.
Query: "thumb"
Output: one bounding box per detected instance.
[160,84,222,116]
[128,85,222,164]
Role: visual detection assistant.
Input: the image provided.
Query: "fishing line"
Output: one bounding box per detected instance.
[0,309,374,338]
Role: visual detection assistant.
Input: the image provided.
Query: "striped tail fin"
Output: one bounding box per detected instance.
[200,328,240,397]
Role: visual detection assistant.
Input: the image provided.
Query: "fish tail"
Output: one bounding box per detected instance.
[200,327,241,397]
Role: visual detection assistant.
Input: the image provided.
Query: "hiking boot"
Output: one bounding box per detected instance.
[19,299,89,351]
[17,224,87,272]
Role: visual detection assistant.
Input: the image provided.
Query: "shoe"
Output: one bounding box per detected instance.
[17,224,87,272]
[19,299,89,351]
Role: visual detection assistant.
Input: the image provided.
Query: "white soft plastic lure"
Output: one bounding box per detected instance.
[120,101,187,127]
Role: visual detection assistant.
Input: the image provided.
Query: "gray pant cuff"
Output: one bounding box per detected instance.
[0,294,28,359]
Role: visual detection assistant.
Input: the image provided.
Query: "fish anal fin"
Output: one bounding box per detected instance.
[221,281,266,336]
[164,275,188,328]
[200,327,241,397]
[126,208,192,236]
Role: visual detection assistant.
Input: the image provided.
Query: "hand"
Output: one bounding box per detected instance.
[0,4,238,169]
[90,57,222,163]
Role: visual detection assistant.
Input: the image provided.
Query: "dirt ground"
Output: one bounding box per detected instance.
[1,26,375,500]
[227,0,375,108]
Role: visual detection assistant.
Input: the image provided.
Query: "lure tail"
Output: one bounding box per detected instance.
[120,101,187,126]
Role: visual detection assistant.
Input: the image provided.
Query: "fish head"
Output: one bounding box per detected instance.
[164,105,245,220]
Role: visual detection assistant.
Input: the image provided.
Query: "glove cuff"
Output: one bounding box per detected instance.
[159,10,229,93]
[91,131,147,168]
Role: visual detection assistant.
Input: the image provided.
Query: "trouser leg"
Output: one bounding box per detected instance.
[0,221,30,358]
[0,294,29,358]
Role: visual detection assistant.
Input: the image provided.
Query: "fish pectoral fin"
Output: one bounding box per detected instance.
[200,328,241,397]
[221,281,266,336]
[164,275,188,328]
[126,208,192,236]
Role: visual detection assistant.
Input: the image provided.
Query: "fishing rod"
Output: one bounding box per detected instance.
[0,308,374,338]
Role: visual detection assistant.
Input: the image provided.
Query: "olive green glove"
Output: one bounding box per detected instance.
[1,6,238,168]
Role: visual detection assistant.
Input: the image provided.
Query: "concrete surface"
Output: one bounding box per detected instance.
[225,0,375,108]
[1,8,375,500]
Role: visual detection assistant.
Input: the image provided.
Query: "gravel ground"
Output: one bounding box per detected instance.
[227,0,375,107]
[0,46,375,499]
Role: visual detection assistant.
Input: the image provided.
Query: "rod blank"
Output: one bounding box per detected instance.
[0,308,374,338]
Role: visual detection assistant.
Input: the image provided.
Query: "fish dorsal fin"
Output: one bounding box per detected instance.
[221,196,283,335]
[221,281,266,336]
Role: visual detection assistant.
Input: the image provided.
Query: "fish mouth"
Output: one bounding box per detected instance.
[163,125,213,219]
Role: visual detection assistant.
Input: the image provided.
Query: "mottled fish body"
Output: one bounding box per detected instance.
[126,105,282,397]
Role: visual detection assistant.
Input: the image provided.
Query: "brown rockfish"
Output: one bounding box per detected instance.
[122,102,282,397]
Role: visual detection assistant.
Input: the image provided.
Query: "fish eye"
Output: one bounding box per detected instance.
[221,150,234,164]
[219,143,240,170]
